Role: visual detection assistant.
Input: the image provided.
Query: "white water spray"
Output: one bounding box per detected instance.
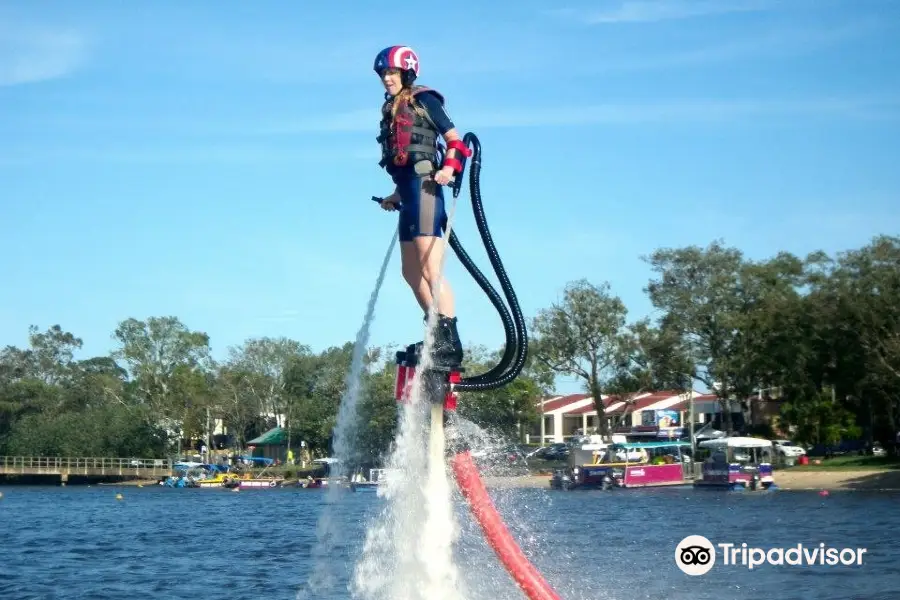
[331,228,399,484]
[300,228,398,599]
[352,190,468,600]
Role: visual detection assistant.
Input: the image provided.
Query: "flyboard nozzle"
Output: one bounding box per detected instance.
[394,343,462,411]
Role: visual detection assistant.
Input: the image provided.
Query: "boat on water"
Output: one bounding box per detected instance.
[348,467,396,492]
[196,472,240,488]
[236,478,283,489]
[162,462,224,488]
[293,466,393,492]
[230,461,283,489]
[161,474,199,488]
[693,437,776,491]
[550,441,693,490]
[293,457,343,490]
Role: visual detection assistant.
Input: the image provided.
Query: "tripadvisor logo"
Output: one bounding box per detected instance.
[675,535,868,574]
[675,535,716,575]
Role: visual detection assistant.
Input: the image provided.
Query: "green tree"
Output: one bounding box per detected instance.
[225,337,309,426]
[456,346,545,441]
[530,279,633,437]
[216,364,265,448]
[602,319,695,429]
[6,404,169,457]
[111,316,211,420]
[59,356,130,413]
[780,390,862,448]
[807,235,900,443]
[347,358,400,471]
[644,241,747,432]
[284,343,355,456]
[25,325,84,386]
[0,326,86,450]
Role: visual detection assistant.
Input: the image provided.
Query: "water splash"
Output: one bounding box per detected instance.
[299,228,398,600]
[330,228,399,485]
[352,193,466,600]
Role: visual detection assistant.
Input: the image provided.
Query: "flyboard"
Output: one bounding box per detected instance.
[374,133,561,600]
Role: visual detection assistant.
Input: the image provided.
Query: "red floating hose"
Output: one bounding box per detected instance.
[450,450,561,600]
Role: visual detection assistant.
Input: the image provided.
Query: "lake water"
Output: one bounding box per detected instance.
[0,483,897,600]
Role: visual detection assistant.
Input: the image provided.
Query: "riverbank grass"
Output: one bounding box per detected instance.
[790,455,900,471]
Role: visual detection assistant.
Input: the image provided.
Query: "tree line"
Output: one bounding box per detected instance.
[531,234,899,451]
[0,318,549,467]
[1,234,897,465]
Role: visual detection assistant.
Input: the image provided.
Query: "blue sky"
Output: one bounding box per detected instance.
[2,0,898,395]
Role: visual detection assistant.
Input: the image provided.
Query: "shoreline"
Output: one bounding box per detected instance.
[5,469,900,492]
[97,479,161,486]
[482,468,900,491]
[764,469,900,491]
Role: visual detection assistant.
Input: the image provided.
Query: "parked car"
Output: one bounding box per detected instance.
[566,435,592,448]
[542,443,571,461]
[526,443,569,461]
[525,446,548,459]
[773,440,807,458]
[470,443,528,466]
[806,439,870,457]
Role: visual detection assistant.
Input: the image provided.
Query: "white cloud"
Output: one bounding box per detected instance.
[589,19,879,71]
[251,96,899,134]
[578,0,775,24]
[0,143,378,166]
[0,24,88,86]
[3,96,894,163]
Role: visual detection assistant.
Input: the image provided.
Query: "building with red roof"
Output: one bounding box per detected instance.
[527,390,759,444]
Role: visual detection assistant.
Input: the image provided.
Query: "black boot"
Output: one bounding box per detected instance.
[431,314,464,370]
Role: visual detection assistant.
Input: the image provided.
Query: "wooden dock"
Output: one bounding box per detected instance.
[0,456,174,485]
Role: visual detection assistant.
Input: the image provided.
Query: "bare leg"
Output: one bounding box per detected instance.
[401,236,455,317]
[414,235,455,318]
[400,240,432,313]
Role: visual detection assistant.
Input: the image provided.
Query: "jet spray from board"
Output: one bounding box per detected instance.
[352,178,466,600]
[299,228,398,600]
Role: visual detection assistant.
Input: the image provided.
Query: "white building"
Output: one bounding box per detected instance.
[527,390,741,444]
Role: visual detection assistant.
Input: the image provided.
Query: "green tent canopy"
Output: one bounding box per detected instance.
[246,427,287,446]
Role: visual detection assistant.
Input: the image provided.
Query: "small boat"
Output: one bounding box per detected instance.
[163,464,212,488]
[198,472,251,488]
[348,467,393,491]
[349,481,378,492]
[238,478,283,489]
[297,476,325,489]
[693,437,776,491]
[161,474,199,488]
[551,441,694,490]
[233,462,283,489]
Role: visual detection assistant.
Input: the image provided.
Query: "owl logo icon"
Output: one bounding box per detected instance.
[675,535,716,576]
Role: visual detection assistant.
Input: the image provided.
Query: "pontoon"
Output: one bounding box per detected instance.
[551,441,693,490]
[694,437,775,491]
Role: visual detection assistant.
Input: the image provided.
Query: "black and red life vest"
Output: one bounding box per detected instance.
[377,85,444,171]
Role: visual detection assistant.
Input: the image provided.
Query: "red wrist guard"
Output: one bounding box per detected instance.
[442,139,472,173]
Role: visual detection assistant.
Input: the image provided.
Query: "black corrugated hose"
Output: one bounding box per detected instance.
[445,132,527,392]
